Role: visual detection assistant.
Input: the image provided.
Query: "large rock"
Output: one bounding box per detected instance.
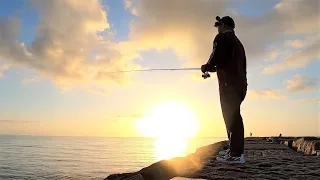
[292,137,320,155]
[105,140,229,180]
[194,140,229,160]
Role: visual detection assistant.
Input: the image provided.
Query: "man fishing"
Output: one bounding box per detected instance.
[118,15,248,180]
[201,16,247,164]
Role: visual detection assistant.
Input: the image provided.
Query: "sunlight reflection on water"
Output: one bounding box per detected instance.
[153,137,189,161]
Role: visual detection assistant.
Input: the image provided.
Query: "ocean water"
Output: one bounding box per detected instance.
[0,136,226,180]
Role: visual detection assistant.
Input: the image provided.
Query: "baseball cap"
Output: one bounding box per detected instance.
[214,16,235,28]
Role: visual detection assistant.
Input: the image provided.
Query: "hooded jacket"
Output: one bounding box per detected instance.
[205,30,247,91]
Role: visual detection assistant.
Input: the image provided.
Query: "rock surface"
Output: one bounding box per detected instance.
[105,137,320,180]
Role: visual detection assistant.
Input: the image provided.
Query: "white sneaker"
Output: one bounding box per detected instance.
[122,174,144,180]
[216,153,245,164]
[218,149,230,156]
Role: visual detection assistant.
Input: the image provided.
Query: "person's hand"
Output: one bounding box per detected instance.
[208,66,217,72]
[201,64,207,73]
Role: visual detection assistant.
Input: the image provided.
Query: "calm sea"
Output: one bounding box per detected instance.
[0,136,226,180]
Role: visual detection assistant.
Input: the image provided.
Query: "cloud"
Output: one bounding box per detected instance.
[87,86,109,96]
[264,48,292,62]
[1,0,319,91]
[0,17,31,67]
[122,0,320,68]
[117,113,145,119]
[0,64,10,78]
[272,0,319,34]
[264,38,320,74]
[21,76,42,84]
[297,98,320,104]
[109,113,145,125]
[124,0,138,16]
[284,40,304,49]
[248,89,287,100]
[0,120,36,124]
[0,0,141,91]
[120,0,228,67]
[286,74,318,92]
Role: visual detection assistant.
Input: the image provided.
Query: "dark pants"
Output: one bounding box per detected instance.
[219,83,247,156]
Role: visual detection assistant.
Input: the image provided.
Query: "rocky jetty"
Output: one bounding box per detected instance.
[105,137,320,180]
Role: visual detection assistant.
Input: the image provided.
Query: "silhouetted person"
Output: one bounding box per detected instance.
[112,16,247,180]
[250,132,252,137]
[201,16,247,164]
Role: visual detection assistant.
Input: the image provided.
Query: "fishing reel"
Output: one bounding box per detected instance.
[202,72,211,79]
[201,65,216,79]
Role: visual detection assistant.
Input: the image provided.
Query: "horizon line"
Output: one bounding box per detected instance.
[0,134,228,138]
[1,134,319,138]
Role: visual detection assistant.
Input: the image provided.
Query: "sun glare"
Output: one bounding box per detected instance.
[136,100,199,160]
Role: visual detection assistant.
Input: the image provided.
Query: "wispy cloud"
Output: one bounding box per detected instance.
[286,74,318,92]
[117,113,145,119]
[124,0,138,16]
[264,48,292,62]
[284,39,305,49]
[297,98,320,104]
[0,120,36,124]
[263,39,320,74]
[21,76,42,85]
[248,89,287,100]
[109,113,145,125]
[87,86,109,96]
[0,64,10,78]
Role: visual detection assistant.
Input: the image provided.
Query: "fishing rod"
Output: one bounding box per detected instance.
[104,67,199,73]
[104,67,211,79]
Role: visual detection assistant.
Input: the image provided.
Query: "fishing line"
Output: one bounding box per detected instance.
[104,68,200,74]
[104,67,211,79]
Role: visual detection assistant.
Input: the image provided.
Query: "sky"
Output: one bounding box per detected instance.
[0,0,319,137]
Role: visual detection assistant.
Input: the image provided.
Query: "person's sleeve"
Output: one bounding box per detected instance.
[205,34,230,71]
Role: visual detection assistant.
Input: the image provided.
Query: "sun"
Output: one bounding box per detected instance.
[136,100,198,138]
[136,100,199,160]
